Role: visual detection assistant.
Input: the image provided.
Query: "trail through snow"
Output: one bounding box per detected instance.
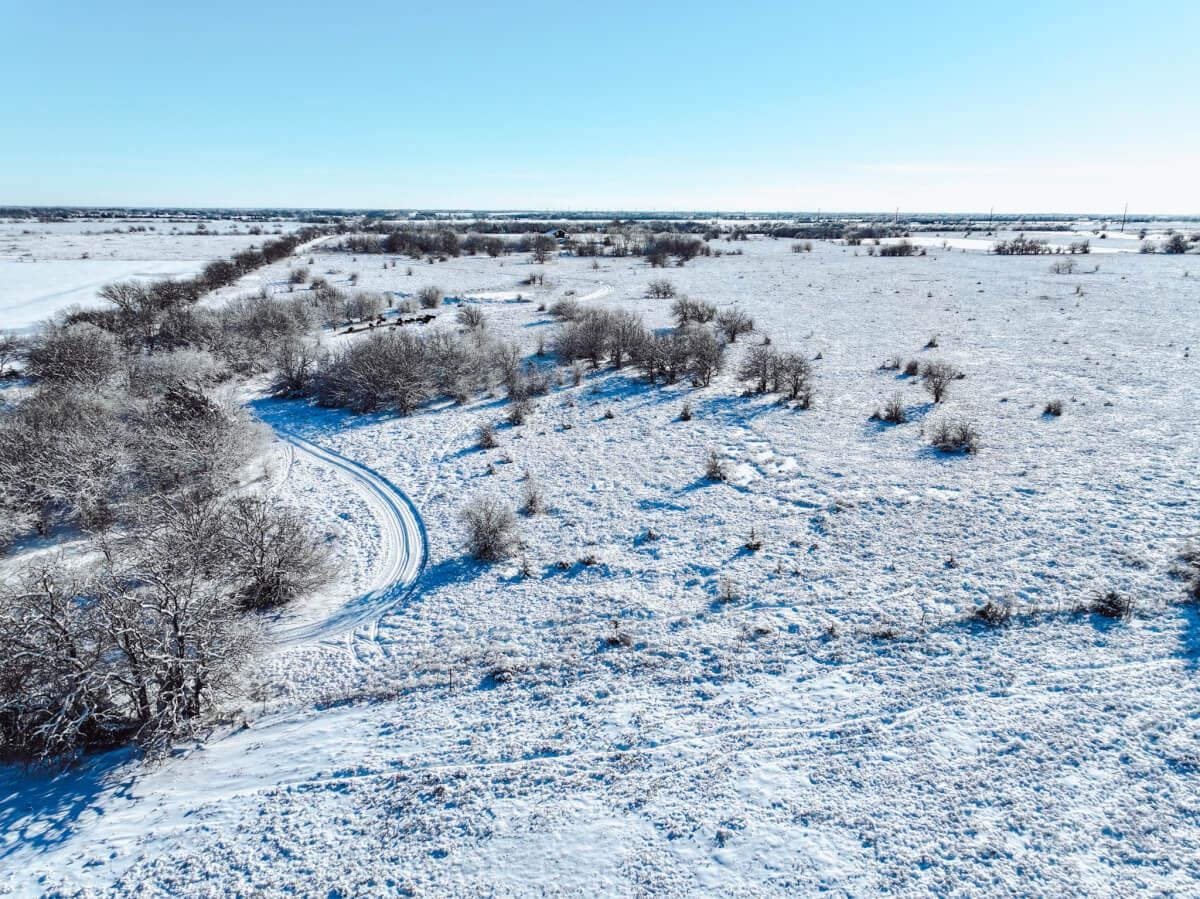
[267,428,427,646]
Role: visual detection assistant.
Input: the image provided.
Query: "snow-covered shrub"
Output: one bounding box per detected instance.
[508,396,532,425]
[344,291,385,322]
[25,323,120,388]
[312,330,475,415]
[647,278,676,299]
[459,495,521,562]
[1043,399,1064,417]
[772,352,814,405]
[903,359,920,377]
[878,240,915,257]
[417,286,443,309]
[1163,233,1190,254]
[127,347,225,396]
[478,421,499,449]
[0,487,320,760]
[269,339,320,399]
[224,495,334,611]
[520,475,546,515]
[1175,545,1200,600]
[548,297,580,321]
[456,305,486,330]
[738,344,777,394]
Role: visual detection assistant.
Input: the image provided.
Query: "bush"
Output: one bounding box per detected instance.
[520,476,545,515]
[548,297,580,321]
[456,305,486,330]
[872,394,907,424]
[716,307,754,343]
[1089,590,1133,620]
[460,495,520,562]
[680,401,693,421]
[738,344,776,394]
[921,360,960,403]
[928,417,979,454]
[903,359,920,377]
[1176,544,1200,600]
[1043,399,1063,417]
[671,296,717,326]
[478,421,498,449]
[973,598,1013,627]
[647,279,676,299]
[25,323,120,388]
[704,449,725,481]
[1163,233,1190,254]
[774,352,813,405]
[508,396,532,426]
[878,240,915,257]
[418,286,443,309]
[225,496,334,611]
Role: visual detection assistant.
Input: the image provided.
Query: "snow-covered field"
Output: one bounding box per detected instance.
[0,220,306,332]
[2,231,1199,896]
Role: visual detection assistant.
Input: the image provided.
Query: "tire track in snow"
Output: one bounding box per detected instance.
[268,429,427,647]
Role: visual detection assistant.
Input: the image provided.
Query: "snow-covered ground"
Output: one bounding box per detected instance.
[0,220,307,332]
[2,232,1199,896]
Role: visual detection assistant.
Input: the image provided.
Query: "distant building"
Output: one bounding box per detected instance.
[544,228,568,240]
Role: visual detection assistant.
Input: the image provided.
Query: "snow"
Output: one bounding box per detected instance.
[2,228,1200,895]
[0,220,307,332]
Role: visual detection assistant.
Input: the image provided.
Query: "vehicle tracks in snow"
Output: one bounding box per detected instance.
[268,428,428,649]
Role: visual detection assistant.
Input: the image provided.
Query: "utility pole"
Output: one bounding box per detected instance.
[1120,202,1128,233]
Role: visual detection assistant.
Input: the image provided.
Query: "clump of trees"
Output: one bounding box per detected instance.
[737,346,815,406]
[877,240,917,257]
[549,306,728,388]
[992,235,1050,255]
[0,488,331,760]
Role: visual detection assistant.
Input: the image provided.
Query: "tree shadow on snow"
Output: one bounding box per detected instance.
[0,750,137,863]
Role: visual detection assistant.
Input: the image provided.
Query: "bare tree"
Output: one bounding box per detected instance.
[738,344,776,394]
[717,307,754,343]
[774,353,814,405]
[921,361,960,403]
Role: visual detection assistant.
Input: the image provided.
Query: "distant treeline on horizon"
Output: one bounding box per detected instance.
[2,207,1197,225]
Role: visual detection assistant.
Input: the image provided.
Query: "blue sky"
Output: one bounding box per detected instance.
[3,1,1196,212]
